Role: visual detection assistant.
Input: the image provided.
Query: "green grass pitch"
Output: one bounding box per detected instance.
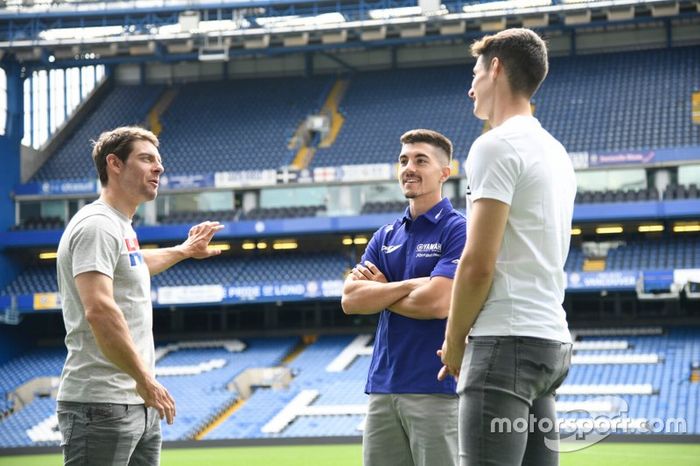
[1,442,699,465]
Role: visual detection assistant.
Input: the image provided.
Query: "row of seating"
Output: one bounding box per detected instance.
[0,328,698,446]
[12,205,324,230]
[566,239,700,272]
[576,187,660,204]
[28,46,700,183]
[241,205,327,220]
[7,180,697,230]
[32,85,164,182]
[158,209,238,225]
[3,239,699,296]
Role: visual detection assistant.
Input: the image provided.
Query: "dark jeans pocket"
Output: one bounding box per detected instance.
[515,338,571,401]
[457,337,499,394]
[57,412,75,447]
[87,404,129,425]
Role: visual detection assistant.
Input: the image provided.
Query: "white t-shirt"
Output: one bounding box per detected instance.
[56,200,154,404]
[465,115,575,343]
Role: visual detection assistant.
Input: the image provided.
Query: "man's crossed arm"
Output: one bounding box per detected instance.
[341,261,452,320]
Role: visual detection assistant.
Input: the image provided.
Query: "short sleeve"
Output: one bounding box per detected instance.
[69,215,122,279]
[466,135,521,206]
[431,216,467,279]
[359,228,383,267]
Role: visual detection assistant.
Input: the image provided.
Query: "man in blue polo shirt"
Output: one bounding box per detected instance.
[342,128,465,466]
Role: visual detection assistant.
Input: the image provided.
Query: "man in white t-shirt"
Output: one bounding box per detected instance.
[438,28,576,465]
[56,126,223,465]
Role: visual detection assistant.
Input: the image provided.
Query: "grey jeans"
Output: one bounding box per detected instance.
[363,393,459,466]
[57,401,161,466]
[457,336,572,466]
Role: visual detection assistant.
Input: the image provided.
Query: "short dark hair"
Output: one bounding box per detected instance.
[470,28,548,98]
[91,126,159,186]
[400,129,453,165]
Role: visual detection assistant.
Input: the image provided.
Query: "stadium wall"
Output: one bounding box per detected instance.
[0,57,23,293]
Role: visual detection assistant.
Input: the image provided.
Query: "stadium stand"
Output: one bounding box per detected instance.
[30,85,164,182]
[158,209,238,225]
[158,338,298,441]
[575,187,661,204]
[234,252,350,285]
[0,347,66,418]
[2,239,697,299]
[2,265,57,296]
[0,252,352,296]
[664,183,700,201]
[1,4,698,452]
[9,216,64,231]
[0,328,698,447]
[240,205,327,220]
[538,46,700,154]
[205,335,370,440]
[359,200,409,215]
[310,46,700,169]
[310,66,478,168]
[606,238,700,270]
[157,77,331,175]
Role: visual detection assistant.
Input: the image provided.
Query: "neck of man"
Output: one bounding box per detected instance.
[488,91,533,128]
[409,192,442,220]
[99,188,138,220]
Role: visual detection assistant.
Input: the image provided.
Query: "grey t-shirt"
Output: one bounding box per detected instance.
[56,199,154,404]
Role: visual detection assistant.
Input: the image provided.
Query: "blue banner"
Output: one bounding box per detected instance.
[0,279,347,313]
[566,270,639,291]
[4,268,698,314]
[588,151,656,167]
[14,179,98,196]
[570,146,700,169]
[641,269,674,293]
[160,173,215,190]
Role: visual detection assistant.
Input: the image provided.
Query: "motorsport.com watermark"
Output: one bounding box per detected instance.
[489,396,687,452]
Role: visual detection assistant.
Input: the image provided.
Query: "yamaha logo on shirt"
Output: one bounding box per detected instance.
[125,237,144,267]
[416,242,441,258]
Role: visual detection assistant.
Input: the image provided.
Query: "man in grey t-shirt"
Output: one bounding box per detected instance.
[56,126,223,465]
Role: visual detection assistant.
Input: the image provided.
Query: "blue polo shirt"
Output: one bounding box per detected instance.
[362,197,466,395]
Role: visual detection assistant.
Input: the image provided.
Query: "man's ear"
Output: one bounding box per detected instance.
[106,153,122,176]
[490,56,503,80]
[440,165,451,183]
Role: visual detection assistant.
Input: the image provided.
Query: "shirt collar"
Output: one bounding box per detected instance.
[401,197,453,225]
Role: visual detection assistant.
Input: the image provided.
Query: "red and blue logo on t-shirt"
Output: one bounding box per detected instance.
[124,237,144,267]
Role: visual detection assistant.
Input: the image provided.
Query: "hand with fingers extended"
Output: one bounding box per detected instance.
[136,376,177,425]
[350,261,388,283]
[181,221,225,260]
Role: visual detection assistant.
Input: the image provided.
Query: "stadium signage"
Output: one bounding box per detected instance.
[7,270,700,313]
[12,146,700,198]
[157,285,225,304]
[215,169,277,188]
[160,173,215,190]
[589,151,656,167]
[339,164,394,182]
[14,179,99,196]
[566,271,638,291]
[224,280,344,303]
